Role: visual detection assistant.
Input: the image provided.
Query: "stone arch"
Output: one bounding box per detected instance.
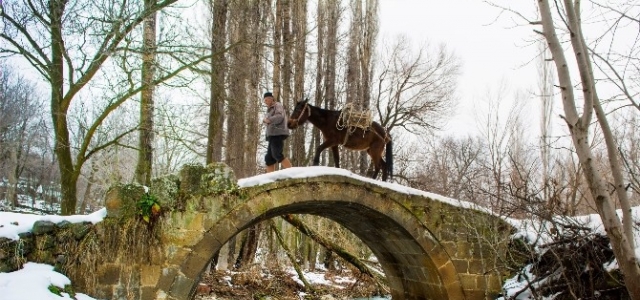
[178,178,466,299]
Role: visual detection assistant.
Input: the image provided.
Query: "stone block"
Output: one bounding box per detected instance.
[98,264,122,285]
[105,184,145,219]
[157,267,178,291]
[151,174,180,208]
[452,259,469,273]
[437,260,459,285]
[71,222,93,240]
[201,162,237,194]
[165,245,191,265]
[163,229,204,247]
[487,274,503,292]
[32,220,56,235]
[456,241,472,258]
[476,275,488,290]
[181,252,209,279]
[168,274,196,299]
[140,264,161,287]
[190,233,223,258]
[184,213,205,231]
[140,286,158,300]
[180,164,207,195]
[93,285,114,300]
[459,273,478,289]
[468,259,486,274]
[463,289,488,300]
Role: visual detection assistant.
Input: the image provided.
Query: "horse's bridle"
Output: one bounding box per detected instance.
[293,102,311,124]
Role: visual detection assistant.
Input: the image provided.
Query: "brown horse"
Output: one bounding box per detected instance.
[287,99,393,181]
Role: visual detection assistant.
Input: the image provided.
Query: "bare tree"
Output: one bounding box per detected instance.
[372,37,460,134]
[0,0,211,214]
[0,65,47,208]
[537,0,640,297]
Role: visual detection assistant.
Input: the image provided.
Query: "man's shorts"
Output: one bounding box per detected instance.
[265,135,287,165]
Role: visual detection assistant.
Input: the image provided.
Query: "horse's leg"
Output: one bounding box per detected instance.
[368,147,384,180]
[313,141,333,166]
[380,159,388,181]
[331,146,340,168]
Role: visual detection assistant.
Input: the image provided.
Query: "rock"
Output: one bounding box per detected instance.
[32,220,56,235]
[196,283,211,295]
[56,220,72,229]
[71,222,93,240]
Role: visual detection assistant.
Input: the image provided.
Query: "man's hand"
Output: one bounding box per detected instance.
[263,118,270,124]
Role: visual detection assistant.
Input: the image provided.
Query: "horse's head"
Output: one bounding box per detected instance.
[287,99,310,129]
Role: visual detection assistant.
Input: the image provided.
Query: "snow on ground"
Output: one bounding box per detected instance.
[0,208,106,240]
[0,262,97,300]
[0,167,638,298]
[287,268,356,290]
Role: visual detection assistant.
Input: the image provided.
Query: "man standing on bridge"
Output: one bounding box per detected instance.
[262,92,292,173]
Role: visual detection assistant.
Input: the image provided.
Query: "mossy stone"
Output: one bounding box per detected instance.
[105,183,146,220]
[32,220,56,235]
[71,222,93,240]
[151,174,180,209]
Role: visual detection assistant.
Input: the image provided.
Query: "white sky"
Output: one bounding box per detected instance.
[378,0,542,136]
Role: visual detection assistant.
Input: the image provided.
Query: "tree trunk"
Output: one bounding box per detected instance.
[272,0,283,99]
[225,0,249,177]
[313,0,326,167]
[7,146,18,208]
[206,0,228,165]
[537,0,640,298]
[235,223,262,269]
[244,0,267,176]
[49,0,78,215]
[135,0,158,185]
[324,0,339,111]
[290,0,307,167]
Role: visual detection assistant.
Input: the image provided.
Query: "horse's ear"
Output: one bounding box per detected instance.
[304,98,309,103]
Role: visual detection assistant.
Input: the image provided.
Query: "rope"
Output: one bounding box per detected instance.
[336,103,373,145]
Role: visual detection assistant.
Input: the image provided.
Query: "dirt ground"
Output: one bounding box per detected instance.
[195,266,387,300]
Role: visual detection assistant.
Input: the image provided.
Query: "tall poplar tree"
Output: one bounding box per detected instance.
[135,0,158,185]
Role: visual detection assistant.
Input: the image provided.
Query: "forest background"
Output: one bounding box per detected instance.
[2,0,640,297]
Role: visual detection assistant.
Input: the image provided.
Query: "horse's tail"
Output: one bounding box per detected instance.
[385,139,393,181]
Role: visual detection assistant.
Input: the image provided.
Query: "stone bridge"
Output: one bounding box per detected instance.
[5,163,518,300]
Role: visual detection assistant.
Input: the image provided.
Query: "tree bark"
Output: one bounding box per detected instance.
[49,0,79,215]
[206,0,228,165]
[235,223,262,269]
[290,0,308,167]
[135,0,158,185]
[537,0,640,298]
[225,0,250,177]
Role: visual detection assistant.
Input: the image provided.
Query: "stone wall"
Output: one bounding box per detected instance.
[0,219,94,274]
[403,197,516,299]
[0,162,522,300]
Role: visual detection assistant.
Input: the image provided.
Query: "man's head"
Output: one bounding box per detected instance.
[263,92,275,107]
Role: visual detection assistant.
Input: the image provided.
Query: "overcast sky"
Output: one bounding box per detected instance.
[378,0,542,137]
